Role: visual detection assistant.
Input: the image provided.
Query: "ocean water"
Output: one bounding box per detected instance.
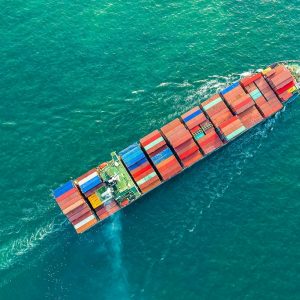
[1,0,300,299]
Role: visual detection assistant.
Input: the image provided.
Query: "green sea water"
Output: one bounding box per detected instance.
[1,0,300,299]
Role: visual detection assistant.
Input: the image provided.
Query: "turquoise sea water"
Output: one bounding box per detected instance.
[1,1,300,299]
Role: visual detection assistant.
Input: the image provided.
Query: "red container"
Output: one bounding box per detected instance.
[140,130,161,145]
[240,73,262,87]
[161,118,201,166]
[56,187,78,202]
[140,130,167,154]
[72,211,93,226]
[179,145,199,161]
[238,106,264,129]
[181,150,203,167]
[218,115,239,130]
[161,119,182,134]
[222,84,255,115]
[196,131,223,154]
[276,81,294,94]
[231,95,254,114]
[58,193,83,210]
[133,167,154,181]
[131,161,150,176]
[67,205,91,223]
[209,110,233,127]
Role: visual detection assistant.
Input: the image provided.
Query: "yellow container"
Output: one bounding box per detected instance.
[88,193,102,209]
[262,67,272,75]
[287,86,296,93]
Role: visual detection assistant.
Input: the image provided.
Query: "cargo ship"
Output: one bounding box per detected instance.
[53,63,300,234]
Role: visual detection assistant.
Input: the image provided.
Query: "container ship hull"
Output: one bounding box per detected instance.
[53,63,300,234]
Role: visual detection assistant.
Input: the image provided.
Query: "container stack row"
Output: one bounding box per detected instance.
[221,82,255,115]
[181,106,223,155]
[53,181,98,233]
[218,116,247,142]
[119,143,161,193]
[161,119,203,168]
[200,94,234,128]
[140,130,182,180]
[240,73,283,118]
[264,65,298,102]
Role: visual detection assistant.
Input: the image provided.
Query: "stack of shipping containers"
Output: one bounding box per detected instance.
[140,130,182,180]
[53,181,98,233]
[264,65,298,102]
[181,106,223,155]
[218,116,247,142]
[161,119,203,168]
[119,143,161,193]
[240,73,283,118]
[200,94,233,127]
[221,83,255,115]
[200,93,247,142]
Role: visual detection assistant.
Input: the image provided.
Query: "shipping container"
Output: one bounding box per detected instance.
[181,106,223,155]
[140,130,182,180]
[53,181,98,233]
[119,143,161,193]
[219,116,247,141]
[200,94,234,127]
[264,65,297,102]
[161,118,202,168]
[221,83,256,115]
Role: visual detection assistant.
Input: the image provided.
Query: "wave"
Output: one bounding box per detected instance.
[157,81,193,88]
[0,218,64,272]
[131,89,145,94]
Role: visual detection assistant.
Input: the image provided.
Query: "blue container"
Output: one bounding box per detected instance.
[119,143,139,156]
[122,151,145,167]
[122,148,144,161]
[152,148,172,164]
[221,82,239,95]
[183,109,202,123]
[53,180,74,198]
[128,157,148,171]
[80,176,102,193]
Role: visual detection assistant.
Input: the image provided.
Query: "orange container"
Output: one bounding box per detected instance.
[76,218,97,234]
